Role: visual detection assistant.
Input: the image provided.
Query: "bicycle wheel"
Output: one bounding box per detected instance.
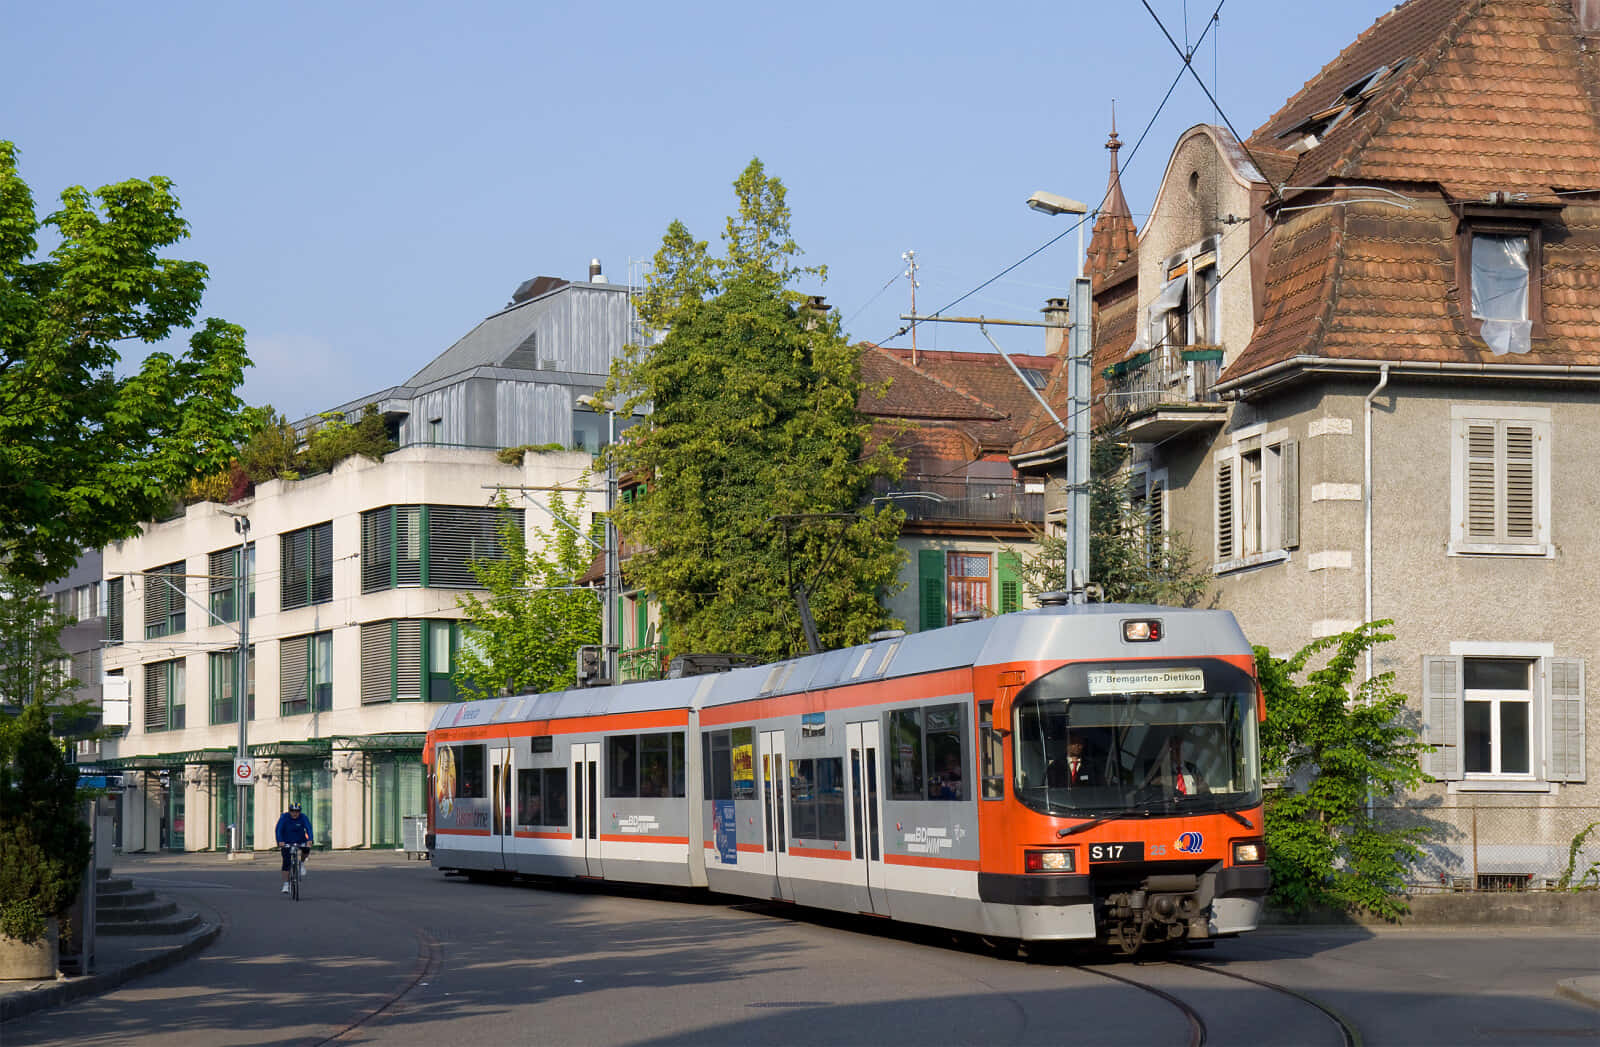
[292,855,301,901]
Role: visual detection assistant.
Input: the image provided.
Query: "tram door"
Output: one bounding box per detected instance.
[489,745,513,870]
[760,730,789,900]
[846,720,889,916]
[572,742,602,877]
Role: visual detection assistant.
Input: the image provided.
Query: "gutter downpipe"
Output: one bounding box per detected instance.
[1364,363,1389,823]
[1364,364,1390,686]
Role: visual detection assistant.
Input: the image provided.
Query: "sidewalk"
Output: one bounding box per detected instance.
[0,911,221,1023]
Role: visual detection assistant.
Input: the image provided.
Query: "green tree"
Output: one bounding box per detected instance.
[1256,621,1432,919]
[0,570,96,944]
[1013,438,1210,605]
[455,490,601,696]
[606,159,904,661]
[0,141,252,582]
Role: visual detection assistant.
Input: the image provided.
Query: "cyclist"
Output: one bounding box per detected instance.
[274,801,315,895]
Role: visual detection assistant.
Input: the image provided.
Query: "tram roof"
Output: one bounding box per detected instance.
[427,604,1250,732]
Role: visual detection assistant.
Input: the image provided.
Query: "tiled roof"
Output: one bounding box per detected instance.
[1223,0,1600,385]
[1086,130,1139,293]
[859,344,1057,461]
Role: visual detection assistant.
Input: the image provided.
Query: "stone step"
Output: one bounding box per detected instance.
[97,887,158,910]
[96,876,137,896]
[97,909,203,936]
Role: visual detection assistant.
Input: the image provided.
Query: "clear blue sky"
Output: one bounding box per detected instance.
[6,0,1398,419]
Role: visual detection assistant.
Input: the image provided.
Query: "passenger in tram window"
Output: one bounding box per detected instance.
[641,759,668,799]
[933,751,964,801]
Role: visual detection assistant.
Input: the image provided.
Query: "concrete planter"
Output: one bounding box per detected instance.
[0,918,58,981]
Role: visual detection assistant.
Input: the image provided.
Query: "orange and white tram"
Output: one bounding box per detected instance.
[424,602,1270,952]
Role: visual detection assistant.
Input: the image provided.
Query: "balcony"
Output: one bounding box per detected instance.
[619,644,667,683]
[1103,346,1228,443]
[871,478,1043,525]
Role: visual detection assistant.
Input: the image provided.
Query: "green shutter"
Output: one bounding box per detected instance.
[998,552,1021,614]
[918,549,946,631]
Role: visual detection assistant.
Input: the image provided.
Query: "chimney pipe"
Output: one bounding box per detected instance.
[589,258,608,284]
[1042,298,1070,357]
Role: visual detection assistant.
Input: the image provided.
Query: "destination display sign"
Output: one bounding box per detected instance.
[1086,668,1205,695]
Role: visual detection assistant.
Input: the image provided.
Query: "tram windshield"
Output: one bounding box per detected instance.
[1011,660,1260,817]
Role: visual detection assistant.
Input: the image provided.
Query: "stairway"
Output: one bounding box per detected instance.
[94,869,203,936]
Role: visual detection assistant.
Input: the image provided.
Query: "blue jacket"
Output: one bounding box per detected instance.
[275,811,315,846]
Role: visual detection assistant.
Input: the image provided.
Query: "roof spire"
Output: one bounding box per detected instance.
[1083,104,1138,291]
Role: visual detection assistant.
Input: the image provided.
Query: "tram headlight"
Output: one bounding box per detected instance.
[1232,839,1265,864]
[1024,848,1076,873]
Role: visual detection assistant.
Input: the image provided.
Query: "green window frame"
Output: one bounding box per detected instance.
[280,631,333,716]
[361,505,522,592]
[208,544,255,624]
[143,561,187,639]
[208,647,255,725]
[918,548,946,631]
[281,522,333,610]
[143,658,185,733]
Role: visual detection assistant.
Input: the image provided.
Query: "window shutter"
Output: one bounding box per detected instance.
[281,530,310,610]
[361,621,394,703]
[1422,656,1462,780]
[281,635,309,710]
[1464,423,1498,540]
[1147,478,1165,544]
[918,548,946,631]
[997,552,1021,614]
[209,549,237,621]
[1548,657,1585,783]
[361,509,392,593]
[1503,424,1536,543]
[104,578,123,644]
[145,662,168,732]
[428,505,522,588]
[1280,439,1299,550]
[396,620,423,700]
[311,522,333,604]
[1215,459,1234,560]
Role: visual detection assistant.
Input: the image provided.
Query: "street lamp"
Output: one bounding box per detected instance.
[230,514,251,851]
[577,394,619,683]
[1029,191,1092,603]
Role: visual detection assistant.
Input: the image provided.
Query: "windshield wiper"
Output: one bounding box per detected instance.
[1223,808,1253,828]
[1055,800,1166,837]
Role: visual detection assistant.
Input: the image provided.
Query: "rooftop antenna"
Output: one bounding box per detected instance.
[902,250,920,366]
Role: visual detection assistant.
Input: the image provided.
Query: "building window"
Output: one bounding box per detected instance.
[143,658,185,733]
[1214,430,1298,569]
[280,631,333,716]
[1449,406,1550,556]
[209,648,255,724]
[143,561,187,638]
[1456,206,1545,354]
[426,620,464,702]
[946,552,991,619]
[360,505,522,592]
[280,522,333,610]
[209,544,254,624]
[1423,651,1585,787]
[1129,467,1167,568]
[360,619,467,703]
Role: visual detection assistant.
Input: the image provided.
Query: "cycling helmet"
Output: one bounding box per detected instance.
[288,801,302,812]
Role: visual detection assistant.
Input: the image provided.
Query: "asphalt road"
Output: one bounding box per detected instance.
[6,851,1597,1046]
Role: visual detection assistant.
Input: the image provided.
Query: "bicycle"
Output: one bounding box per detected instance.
[282,844,308,901]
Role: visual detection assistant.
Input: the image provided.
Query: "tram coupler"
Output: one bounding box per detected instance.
[1103,872,1215,954]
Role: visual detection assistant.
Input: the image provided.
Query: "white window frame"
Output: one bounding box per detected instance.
[1448,404,1551,557]
[1437,642,1561,794]
[1213,425,1297,573]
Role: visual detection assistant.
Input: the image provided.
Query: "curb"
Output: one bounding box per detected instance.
[1556,977,1600,1012]
[0,919,222,1024]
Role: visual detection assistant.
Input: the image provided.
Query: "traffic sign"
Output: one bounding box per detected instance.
[233,757,256,786]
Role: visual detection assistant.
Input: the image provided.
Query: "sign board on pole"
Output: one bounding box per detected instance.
[233,757,256,786]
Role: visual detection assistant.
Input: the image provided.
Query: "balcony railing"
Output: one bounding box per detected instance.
[1104,346,1222,418]
[619,644,668,683]
[871,478,1043,524]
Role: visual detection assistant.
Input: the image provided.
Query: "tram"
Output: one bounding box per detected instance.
[424,602,1269,953]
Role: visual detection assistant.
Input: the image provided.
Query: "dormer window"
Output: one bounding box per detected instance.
[1455,203,1552,355]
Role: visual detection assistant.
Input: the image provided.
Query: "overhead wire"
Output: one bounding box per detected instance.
[874,8,1224,349]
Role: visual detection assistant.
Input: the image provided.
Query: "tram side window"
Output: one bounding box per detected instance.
[531,735,553,754]
[788,757,846,841]
[886,703,967,801]
[979,701,1004,799]
[456,744,486,799]
[608,732,687,798]
[702,728,753,802]
[516,767,569,827]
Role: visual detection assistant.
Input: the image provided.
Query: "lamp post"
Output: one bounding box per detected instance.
[1027,191,1093,602]
[232,515,251,852]
[578,395,619,683]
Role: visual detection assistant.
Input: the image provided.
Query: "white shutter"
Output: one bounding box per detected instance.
[1503,424,1536,544]
[280,635,309,711]
[1464,423,1498,541]
[1422,656,1462,780]
[1280,439,1300,550]
[1548,658,1585,783]
[361,622,394,704]
[144,662,168,732]
[397,620,423,700]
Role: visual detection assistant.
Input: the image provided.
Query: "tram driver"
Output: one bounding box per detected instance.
[1047,731,1099,787]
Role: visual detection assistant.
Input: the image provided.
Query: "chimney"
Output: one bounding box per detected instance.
[801,294,831,330]
[1042,297,1070,357]
[589,258,608,284]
